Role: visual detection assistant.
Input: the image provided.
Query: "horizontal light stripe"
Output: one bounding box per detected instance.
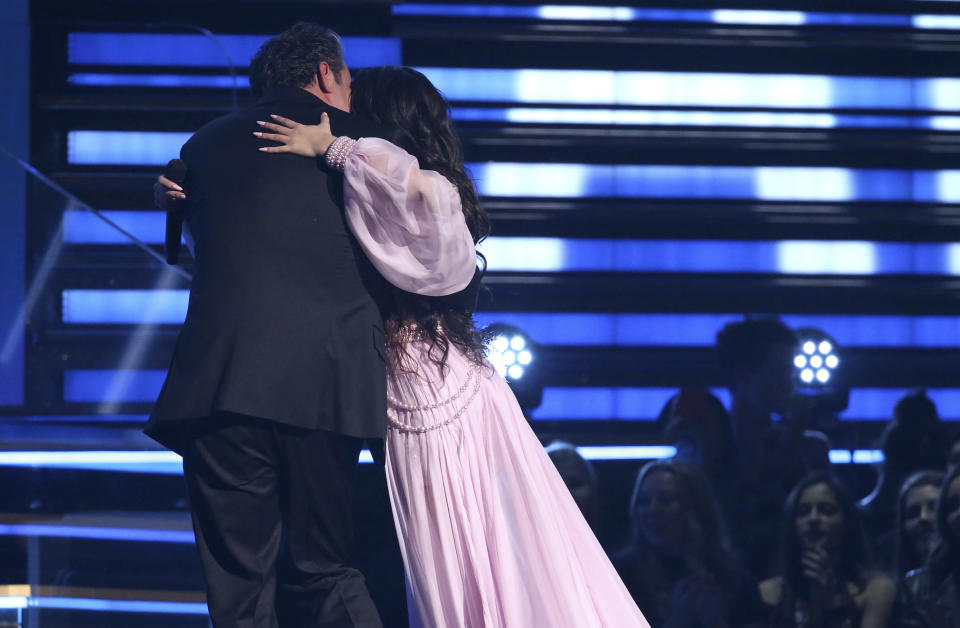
[68,68,960,112]
[68,131,191,166]
[534,387,730,419]
[533,387,960,421]
[0,523,194,543]
[0,446,886,469]
[478,238,959,274]
[68,34,401,68]
[57,367,960,421]
[845,388,960,422]
[61,293,960,349]
[419,68,960,111]
[64,369,167,403]
[0,449,374,472]
[0,450,184,474]
[576,445,676,460]
[474,313,960,348]
[452,107,960,130]
[853,449,886,464]
[395,4,954,29]
[914,14,960,29]
[712,9,805,24]
[18,414,149,422]
[69,73,247,88]
[0,451,179,464]
[829,450,852,463]
[469,163,960,201]
[0,596,27,609]
[63,290,190,324]
[60,212,960,279]
[63,210,167,244]
[0,596,207,614]
[62,135,960,202]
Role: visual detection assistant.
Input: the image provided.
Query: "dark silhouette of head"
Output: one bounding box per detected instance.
[656,388,737,471]
[716,318,798,415]
[250,23,346,98]
[881,390,949,477]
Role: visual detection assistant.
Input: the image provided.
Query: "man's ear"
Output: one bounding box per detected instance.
[317,61,334,94]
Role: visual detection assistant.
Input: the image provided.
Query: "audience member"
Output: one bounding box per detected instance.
[545,441,601,533]
[859,390,950,541]
[612,460,766,628]
[895,471,944,578]
[715,318,831,577]
[901,465,960,627]
[657,388,741,526]
[760,472,896,627]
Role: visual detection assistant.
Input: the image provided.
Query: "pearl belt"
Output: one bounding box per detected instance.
[386,365,482,434]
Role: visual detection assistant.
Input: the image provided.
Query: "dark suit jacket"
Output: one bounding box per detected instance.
[146,86,399,453]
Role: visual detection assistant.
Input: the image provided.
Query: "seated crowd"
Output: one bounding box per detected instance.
[549,319,960,627]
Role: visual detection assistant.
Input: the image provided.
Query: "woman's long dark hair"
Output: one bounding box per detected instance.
[772,472,875,624]
[895,470,944,579]
[349,66,491,370]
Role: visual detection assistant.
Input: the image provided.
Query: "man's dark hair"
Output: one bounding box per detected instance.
[249,22,345,98]
[715,318,797,373]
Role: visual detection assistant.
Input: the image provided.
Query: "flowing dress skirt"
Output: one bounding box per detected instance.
[384,338,649,628]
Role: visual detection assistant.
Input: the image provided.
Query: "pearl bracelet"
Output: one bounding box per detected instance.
[324,136,357,171]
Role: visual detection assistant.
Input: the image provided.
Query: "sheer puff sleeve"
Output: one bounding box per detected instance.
[342,137,477,296]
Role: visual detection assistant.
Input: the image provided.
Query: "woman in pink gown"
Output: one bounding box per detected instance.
[256,66,649,628]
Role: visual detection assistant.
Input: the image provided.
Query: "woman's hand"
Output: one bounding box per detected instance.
[255,112,336,158]
[800,546,836,591]
[154,175,185,209]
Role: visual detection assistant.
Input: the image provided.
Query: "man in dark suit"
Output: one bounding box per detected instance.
[146,23,398,627]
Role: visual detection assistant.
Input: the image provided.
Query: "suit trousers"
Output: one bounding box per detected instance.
[180,413,384,628]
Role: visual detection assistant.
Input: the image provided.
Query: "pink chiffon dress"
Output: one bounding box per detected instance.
[341,138,649,628]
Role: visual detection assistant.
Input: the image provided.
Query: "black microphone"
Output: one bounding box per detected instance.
[163,158,188,265]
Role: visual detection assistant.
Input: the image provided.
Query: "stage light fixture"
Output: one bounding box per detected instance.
[484,323,543,411]
[487,327,535,381]
[793,327,849,416]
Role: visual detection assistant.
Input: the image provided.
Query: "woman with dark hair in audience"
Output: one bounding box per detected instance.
[894,471,944,627]
[901,464,960,627]
[895,471,944,579]
[760,472,896,627]
[612,459,766,628]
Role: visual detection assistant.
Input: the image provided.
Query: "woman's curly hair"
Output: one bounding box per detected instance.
[350,66,491,372]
